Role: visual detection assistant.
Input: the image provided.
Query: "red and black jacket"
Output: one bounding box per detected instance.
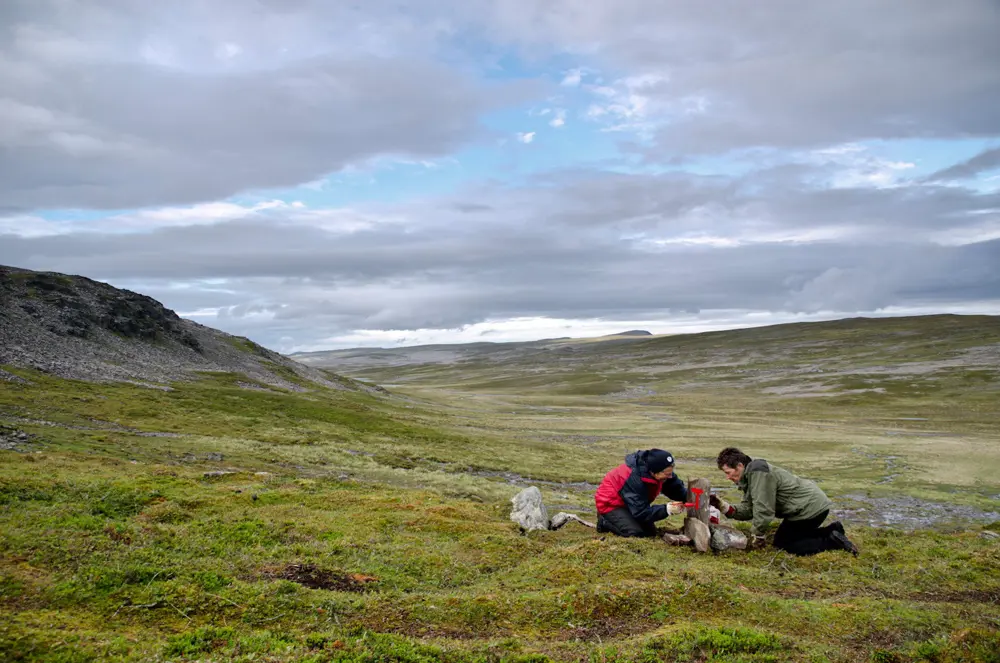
[594,451,687,523]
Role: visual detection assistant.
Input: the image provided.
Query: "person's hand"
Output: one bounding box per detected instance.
[749,534,767,550]
[666,501,686,516]
[711,494,733,517]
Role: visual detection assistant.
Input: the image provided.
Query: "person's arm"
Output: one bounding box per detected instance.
[621,476,667,523]
[728,486,754,522]
[745,472,777,536]
[660,475,687,502]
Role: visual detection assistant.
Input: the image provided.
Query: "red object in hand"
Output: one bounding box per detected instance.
[683,487,705,509]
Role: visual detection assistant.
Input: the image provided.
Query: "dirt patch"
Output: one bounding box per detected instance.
[262,563,377,592]
[909,589,1000,604]
[835,495,1000,530]
[559,618,657,642]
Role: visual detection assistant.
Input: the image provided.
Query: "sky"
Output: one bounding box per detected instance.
[2,0,1000,352]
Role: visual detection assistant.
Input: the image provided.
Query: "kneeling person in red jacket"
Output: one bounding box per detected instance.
[595,449,687,537]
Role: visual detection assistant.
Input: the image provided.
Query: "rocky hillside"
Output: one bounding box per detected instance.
[0,265,365,392]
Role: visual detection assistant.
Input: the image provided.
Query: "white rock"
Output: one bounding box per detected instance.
[510,486,549,532]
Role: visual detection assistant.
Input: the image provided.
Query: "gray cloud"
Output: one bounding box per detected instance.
[924,147,1000,182]
[460,0,1000,152]
[4,167,999,347]
[3,1,999,212]
[2,1,999,350]
[0,1,536,212]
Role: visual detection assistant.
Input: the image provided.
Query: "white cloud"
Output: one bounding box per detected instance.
[549,109,566,128]
[0,199,304,236]
[810,144,916,189]
[582,73,668,135]
[560,68,584,86]
[517,131,536,144]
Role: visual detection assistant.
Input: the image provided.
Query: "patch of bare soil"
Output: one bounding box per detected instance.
[262,563,378,592]
[559,618,658,642]
[909,589,1000,604]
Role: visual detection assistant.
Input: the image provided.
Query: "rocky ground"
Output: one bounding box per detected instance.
[0,265,372,392]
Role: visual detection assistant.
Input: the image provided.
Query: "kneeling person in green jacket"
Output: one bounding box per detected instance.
[711,447,859,556]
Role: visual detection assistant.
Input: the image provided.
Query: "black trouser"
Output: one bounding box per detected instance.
[773,510,839,556]
[597,507,657,538]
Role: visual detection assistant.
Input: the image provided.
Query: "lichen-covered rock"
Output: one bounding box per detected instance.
[710,525,748,551]
[510,486,549,532]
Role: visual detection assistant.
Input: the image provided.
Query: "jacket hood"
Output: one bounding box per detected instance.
[625,451,650,477]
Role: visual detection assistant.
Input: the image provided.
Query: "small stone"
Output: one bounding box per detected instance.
[203,470,237,478]
[205,452,224,461]
[980,530,999,540]
[662,533,692,546]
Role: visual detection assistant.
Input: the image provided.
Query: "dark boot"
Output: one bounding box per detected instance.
[828,520,845,534]
[830,530,859,557]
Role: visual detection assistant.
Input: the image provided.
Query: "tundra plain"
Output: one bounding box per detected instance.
[3,314,1000,662]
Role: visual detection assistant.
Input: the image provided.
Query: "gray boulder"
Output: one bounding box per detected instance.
[510,486,550,532]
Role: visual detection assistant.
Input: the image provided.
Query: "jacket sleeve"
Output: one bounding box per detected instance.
[621,474,667,523]
[738,472,777,536]
[660,475,687,502]
[730,488,754,521]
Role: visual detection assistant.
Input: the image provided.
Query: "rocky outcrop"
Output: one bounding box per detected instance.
[0,265,378,393]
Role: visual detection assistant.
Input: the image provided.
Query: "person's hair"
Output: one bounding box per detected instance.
[717,447,751,470]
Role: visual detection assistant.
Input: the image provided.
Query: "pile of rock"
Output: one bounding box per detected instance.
[0,425,35,452]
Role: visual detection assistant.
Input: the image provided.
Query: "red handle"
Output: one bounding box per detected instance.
[683,487,704,509]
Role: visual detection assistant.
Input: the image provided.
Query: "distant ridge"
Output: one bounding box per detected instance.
[615,329,652,336]
[290,313,1000,374]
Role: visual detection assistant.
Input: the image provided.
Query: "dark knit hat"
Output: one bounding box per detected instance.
[645,449,675,474]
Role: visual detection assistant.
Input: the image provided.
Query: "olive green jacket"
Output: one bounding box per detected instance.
[730,459,833,535]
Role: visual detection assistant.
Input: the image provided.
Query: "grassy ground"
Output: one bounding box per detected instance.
[3,315,1000,662]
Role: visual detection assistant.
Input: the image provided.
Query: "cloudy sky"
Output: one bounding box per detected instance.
[3,1,1000,351]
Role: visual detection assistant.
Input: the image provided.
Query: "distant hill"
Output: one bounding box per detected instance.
[291,314,1000,397]
[615,329,652,336]
[0,265,368,392]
